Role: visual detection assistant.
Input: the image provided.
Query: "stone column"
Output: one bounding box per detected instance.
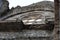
[53,0,59,40]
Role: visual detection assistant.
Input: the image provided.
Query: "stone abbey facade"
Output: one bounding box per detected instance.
[0,0,59,40]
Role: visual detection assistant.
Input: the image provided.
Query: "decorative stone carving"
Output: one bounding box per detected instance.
[0,1,54,21]
[0,1,55,40]
[0,0,9,17]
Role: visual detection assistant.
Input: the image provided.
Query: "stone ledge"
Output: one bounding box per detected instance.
[0,30,52,39]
